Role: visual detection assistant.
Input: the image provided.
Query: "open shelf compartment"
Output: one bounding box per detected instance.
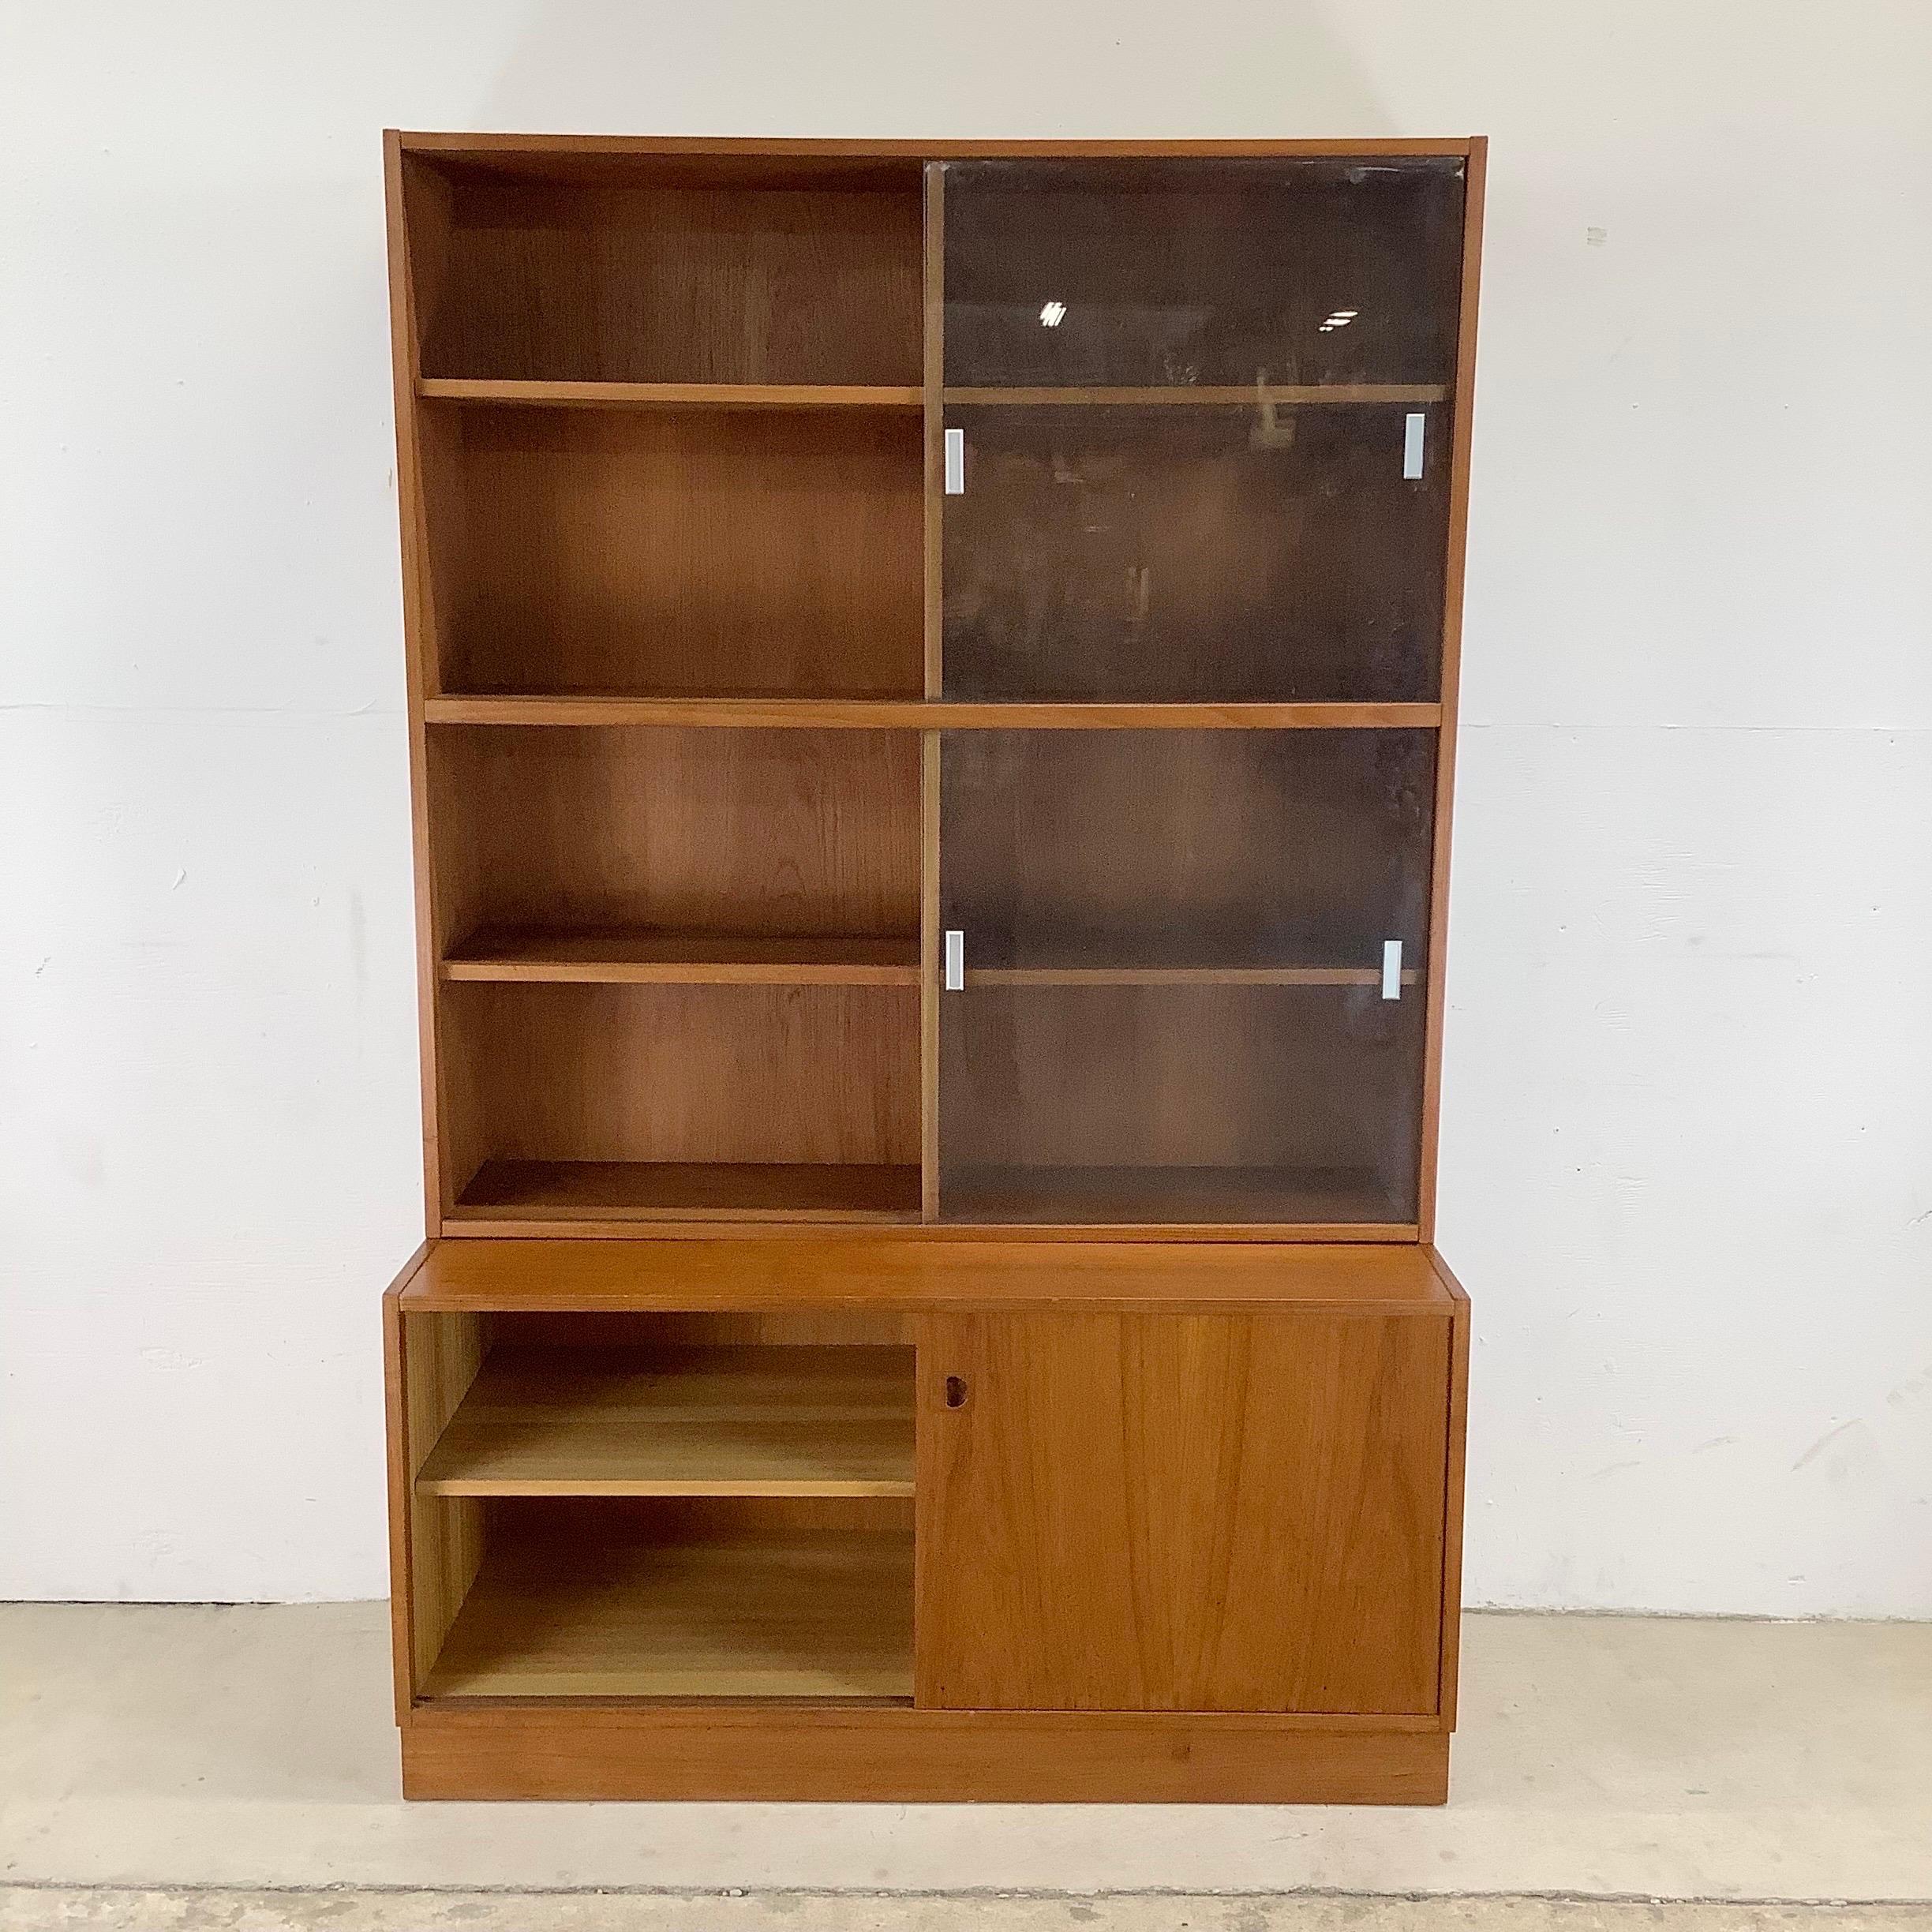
[418,1343,915,1497]
[406,149,924,388]
[429,723,920,1225]
[425,1502,914,1701]
[415,402,923,699]
[403,1314,916,1703]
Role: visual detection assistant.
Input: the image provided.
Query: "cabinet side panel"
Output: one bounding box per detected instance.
[1433,1250,1472,1727]
[400,1309,487,1692]
[1417,140,1485,1239]
[384,135,455,1222]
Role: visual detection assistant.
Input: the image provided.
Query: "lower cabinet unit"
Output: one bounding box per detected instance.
[385,1238,1469,1803]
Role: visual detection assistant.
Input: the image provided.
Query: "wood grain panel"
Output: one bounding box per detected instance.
[427,725,919,949]
[400,1237,1458,1313]
[1418,138,1488,1241]
[384,141,454,1222]
[442,982,918,1180]
[1432,1247,1473,1727]
[380,1249,430,1718]
[415,1345,915,1497]
[433,404,922,697]
[442,926,919,986]
[423,695,1442,729]
[398,134,1477,168]
[486,1310,915,1349]
[421,178,922,385]
[425,1523,913,1700]
[455,1159,919,1224]
[421,380,921,409]
[402,1703,1449,1803]
[399,1305,487,1692]
[916,1310,1451,1714]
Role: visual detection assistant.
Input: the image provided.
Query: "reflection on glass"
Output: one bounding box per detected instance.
[943,404,1447,702]
[936,731,1433,1225]
[944,158,1465,391]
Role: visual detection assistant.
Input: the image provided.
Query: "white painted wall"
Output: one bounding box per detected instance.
[3,0,1929,1614]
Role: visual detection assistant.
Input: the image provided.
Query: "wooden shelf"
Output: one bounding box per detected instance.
[444,926,921,987]
[396,1238,1463,1313]
[455,1159,923,1225]
[424,1527,915,1701]
[421,379,925,410]
[944,384,1447,407]
[425,696,1443,730]
[416,1346,915,1497]
[940,1164,1406,1228]
[963,964,1422,988]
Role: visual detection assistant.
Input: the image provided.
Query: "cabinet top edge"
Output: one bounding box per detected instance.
[391,133,1480,161]
[395,1237,1459,1315]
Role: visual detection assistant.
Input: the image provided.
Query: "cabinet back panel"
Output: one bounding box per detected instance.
[429,726,921,944]
[422,178,923,385]
[445,982,919,1169]
[434,406,923,697]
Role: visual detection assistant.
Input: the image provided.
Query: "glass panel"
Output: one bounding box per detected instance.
[942,402,1447,702]
[937,730,1434,1226]
[943,157,1464,391]
[940,157,1462,702]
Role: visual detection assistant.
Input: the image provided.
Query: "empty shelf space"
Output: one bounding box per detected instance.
[455,1159,923,1225]
[417,1345,915,1497]
[420,379,923,410]
[943,384,1447,406]
[443,926,921,986]
[424,1526,915,1701]
[941,1164,1410,1229]
[963,964,1421,988]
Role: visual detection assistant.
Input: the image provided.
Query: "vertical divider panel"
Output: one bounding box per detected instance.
[922,161,945,701]
[921,733,942,1220]
[921,161,947,1219]
[1417,141,1487,1241]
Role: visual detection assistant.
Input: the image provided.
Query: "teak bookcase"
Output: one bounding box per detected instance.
[380,133,1484,1804]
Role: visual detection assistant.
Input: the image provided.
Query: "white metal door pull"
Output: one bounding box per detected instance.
[1402,413,1426,480]
[944,428,965,494]
[944,929,965,990]
[1382,939,1404,1000]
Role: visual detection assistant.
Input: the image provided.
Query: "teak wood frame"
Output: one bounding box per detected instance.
[382,132,1485,1804]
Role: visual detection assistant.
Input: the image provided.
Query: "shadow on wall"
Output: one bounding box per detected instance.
[465,0,1394,138]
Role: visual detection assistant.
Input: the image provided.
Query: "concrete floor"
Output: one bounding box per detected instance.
[2,1604,1929,1927]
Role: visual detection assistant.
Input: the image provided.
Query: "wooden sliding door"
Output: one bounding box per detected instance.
[915,1309,1452,1714]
